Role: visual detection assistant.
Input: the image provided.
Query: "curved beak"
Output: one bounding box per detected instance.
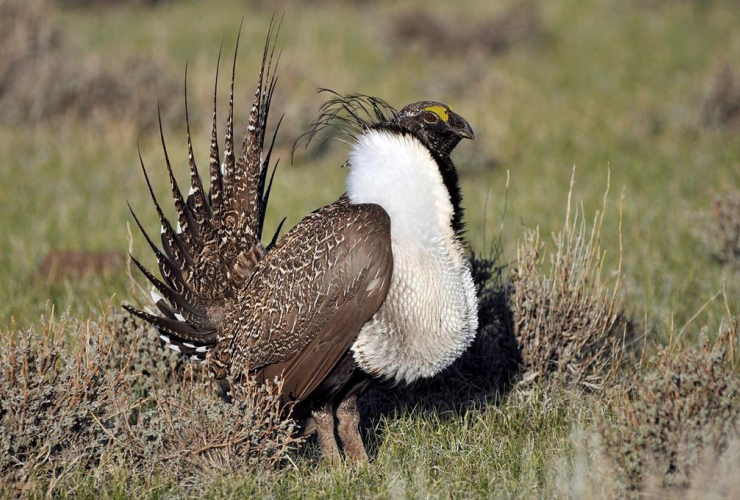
[449,111,475,140]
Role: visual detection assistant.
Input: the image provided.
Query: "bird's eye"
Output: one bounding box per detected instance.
[423,111,438,123]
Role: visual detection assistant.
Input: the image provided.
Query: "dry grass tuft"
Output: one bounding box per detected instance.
[701,61,740,129]
[511,179,632,391]
[599,326,740,497]
[391,1,544,56]
[0,0,178,130]
[0,306,299,496]
[703,188,740,264]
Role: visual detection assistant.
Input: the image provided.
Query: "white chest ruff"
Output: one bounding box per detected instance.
[345,130,478,384]
[351,237,478,383]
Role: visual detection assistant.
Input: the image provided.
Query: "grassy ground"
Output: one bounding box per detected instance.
[2,0,740,497]
[3,0,739,332]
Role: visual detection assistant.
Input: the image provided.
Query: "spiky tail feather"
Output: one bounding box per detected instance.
[124,20,285,370]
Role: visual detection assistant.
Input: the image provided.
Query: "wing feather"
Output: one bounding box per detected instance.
[227,200,393,403]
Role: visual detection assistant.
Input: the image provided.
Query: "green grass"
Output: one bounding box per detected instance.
[2,0,740,496]
[4,0,739,331]
[35,389,592,499]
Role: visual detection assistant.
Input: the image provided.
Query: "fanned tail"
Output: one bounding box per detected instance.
[124,21,283,370]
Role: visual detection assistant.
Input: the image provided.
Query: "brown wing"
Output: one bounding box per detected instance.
[225,198,393,402]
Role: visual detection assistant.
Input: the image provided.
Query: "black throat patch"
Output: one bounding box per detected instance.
[428,144,466,239]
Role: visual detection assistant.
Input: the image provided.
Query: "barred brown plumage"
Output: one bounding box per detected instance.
[124,20,282,377]
[124,19,477,465]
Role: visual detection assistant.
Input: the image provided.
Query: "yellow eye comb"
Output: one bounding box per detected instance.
[423,105,449,122]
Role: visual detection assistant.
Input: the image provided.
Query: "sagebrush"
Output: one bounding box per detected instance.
[510,184,632,391]
[599,326,740,497]
[0,307,300,496]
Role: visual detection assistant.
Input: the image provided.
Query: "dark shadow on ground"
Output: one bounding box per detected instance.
[358,245,523,451]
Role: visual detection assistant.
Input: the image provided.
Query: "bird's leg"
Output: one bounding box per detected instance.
[312,401,340,466]
[336,393,368,464]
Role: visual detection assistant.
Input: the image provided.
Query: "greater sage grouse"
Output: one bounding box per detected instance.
[124,27,478,465]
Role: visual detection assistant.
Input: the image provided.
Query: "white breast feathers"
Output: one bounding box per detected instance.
[345,129,478,384]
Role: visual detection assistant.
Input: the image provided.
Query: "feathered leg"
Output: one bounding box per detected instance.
[336,393,367,464]
[312,401,340,466]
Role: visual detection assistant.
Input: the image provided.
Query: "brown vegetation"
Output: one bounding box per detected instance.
[391,1,544,56]
[0,308,300,495]
[701,61,740,129]
[55,0,170,7]
[511,190,631,391]
[0,0,178,130]
[599,325,740,497]
[703,188,740,264]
